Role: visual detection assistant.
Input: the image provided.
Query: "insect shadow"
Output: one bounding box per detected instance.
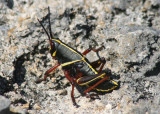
[0,75,14,95]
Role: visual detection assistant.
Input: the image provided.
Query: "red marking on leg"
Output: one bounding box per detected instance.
[36,64,60,83]
[71,84,76,105]
[82,48,92,55]
[82,46,104,55]
[63,69,79,107]
[63,70,74,83]
[83,75,109,94]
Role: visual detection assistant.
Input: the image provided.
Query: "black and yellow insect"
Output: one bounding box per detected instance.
[36,7,118,107]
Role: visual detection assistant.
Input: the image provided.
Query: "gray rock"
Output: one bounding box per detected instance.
[0,0,160,113]
[0,96,11,114]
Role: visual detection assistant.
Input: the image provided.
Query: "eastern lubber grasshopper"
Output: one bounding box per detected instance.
[36,7,118,107]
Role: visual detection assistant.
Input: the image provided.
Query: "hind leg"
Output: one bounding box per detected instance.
[82,46,104,55]
[82,46,106,73]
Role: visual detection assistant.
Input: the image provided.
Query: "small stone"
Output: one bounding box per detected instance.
[57,89,67,95]
[106,104,112,110]
[33,104,41,110]
[62,78,70,86]
[21,103,29,109]
[10,105,27,114]
[51,77,56,82]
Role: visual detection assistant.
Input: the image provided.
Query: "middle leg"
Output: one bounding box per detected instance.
[63,69,79,107]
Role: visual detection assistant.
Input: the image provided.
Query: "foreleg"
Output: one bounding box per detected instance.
[35,64,60,83]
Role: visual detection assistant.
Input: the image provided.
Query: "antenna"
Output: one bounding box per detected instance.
[37,18,51,40]
[48,7,53,39]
